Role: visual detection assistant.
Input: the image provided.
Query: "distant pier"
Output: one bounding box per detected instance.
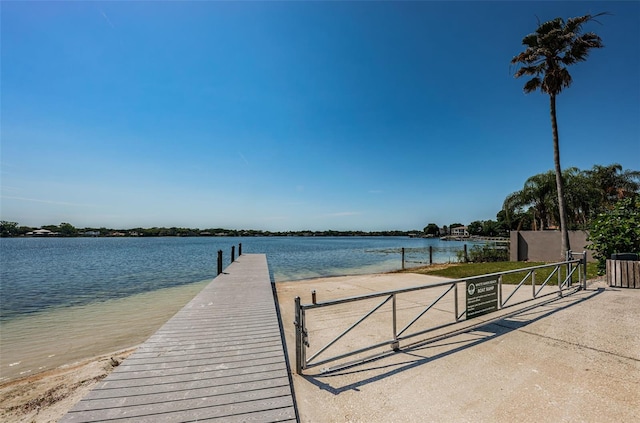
[61,254,298,423]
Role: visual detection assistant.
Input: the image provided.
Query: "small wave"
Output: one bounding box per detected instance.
[9,361,21,366]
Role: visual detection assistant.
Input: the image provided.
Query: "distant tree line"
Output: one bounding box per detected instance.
[0,221,420,238]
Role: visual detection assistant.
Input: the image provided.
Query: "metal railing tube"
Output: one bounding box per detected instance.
[308,338,398,370]
[305,295,393,364]
[502,270,532,307]
[582,251,588,289]
[561,265,579,290]
[297,257,587,373]
[579,262,583,288]
[392,294,399,350]
[295,296,303,374]
[301,307,307,369]
[558,264,562,296]
[397,284,454,338]
[498,275,503,310]
[454,282,459,322]
[566,250,572,287]
[301,260,581,311]
[536,266,559,297]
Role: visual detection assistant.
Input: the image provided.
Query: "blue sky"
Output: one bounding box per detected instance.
[1,1,639,231]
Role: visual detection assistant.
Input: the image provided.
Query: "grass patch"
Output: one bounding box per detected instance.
[402,261,599,285]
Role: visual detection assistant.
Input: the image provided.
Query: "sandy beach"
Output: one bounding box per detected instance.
[0,348,135,423]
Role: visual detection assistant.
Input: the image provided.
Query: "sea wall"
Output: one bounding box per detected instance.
[510,230,594,262]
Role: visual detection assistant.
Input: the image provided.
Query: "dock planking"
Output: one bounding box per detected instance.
[60,254,298,423]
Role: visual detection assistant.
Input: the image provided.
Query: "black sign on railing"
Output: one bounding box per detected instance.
[466,276,499,319]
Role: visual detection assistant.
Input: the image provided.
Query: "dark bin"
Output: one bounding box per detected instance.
[610,253,639,261]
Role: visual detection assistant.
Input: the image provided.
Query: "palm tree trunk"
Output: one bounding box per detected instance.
[549,94,571,258]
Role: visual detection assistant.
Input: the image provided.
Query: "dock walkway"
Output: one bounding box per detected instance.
[61,254,298,423]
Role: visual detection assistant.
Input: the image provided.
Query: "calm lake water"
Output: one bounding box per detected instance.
[0,236,475,382]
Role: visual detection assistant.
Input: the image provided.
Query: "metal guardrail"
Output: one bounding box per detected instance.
[294,251,587,374]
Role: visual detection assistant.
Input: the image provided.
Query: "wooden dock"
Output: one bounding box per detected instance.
[60,254,298,423]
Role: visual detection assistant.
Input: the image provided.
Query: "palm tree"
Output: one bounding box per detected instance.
[503,171,556,231]
[512,14,604,258]
[585,163,640,209]
[562,167,600,229]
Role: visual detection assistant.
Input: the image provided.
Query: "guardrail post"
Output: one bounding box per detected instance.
[293,297,309,375]
[558,264,563,297]
[566,250,572,287]
[498,275,502,309]
[239,243,242,256]
[532,270,536,298]
[582,250,587,289]
[217,250,223,275]
[401,248,405,270]
[429,246,433,265]
[392,294,399,350]
[454,283,459,321]
[294,297,305,374]
[231,245,235,263]
[464,244,468,263]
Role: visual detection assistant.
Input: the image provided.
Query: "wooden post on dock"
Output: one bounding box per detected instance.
[239,243,242,256]
[217,250,223,275]
[402,248,405,270]
[429,246,433,265]
[231,246,235,263]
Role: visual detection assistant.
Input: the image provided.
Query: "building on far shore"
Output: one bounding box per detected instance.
[25,229,57,236]
[451,226,469,238]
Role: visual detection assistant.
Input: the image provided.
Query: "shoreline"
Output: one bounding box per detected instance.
[0,348,136,423]
[0,270,408,422]
[0,279,212,384]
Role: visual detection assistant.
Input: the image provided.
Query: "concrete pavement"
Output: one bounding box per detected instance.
[276,273,639,422]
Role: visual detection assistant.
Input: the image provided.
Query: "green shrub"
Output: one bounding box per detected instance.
[457,244,509,263]
[587,196,640,275]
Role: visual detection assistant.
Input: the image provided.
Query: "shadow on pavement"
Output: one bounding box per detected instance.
[302,287,605,395]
